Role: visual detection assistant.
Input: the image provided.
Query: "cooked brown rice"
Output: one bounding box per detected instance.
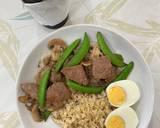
[52,91,112,128]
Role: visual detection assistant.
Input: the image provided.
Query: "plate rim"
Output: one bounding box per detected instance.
[16,24,154,128]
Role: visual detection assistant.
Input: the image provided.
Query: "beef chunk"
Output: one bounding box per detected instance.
[105,66,118,84]
[46,82,71,110]
[84,65,106,86]
[92,56,117,81]
[61,65,89,85]
[21,83,38,100]
[89,78,106,86]
[50,70,63,83]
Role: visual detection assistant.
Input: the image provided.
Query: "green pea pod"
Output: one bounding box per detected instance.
[113,61,134,82]
[67,32,90,66]
[66,80,104,94]
[113,53,124,61]
[55,39,81,72]
[97,32,126,67]
[110,54,126,67]
[38,69,51,108]
[42,110,51,121]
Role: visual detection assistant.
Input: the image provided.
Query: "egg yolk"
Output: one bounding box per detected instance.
[108,86,126,106]
[106,115,125,128]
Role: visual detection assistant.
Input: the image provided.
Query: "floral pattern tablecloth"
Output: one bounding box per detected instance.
[0,0,160,127]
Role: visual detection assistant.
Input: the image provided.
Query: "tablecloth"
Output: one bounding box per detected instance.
[0,0,160,127]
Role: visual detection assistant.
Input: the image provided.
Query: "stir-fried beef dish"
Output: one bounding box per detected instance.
[18,32,132,122]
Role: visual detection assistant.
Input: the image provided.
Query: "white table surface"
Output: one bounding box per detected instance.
[0,0,160,127]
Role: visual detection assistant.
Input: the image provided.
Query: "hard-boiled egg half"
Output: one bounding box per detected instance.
[105,107,138,128]
[106,80,140,107]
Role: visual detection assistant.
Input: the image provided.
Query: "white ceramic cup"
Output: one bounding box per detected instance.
[23,0,70,28]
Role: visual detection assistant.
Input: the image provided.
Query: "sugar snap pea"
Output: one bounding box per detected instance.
[55,39,81,72]
[97,32,126,67]
[42,110,51,121]
[66,80,104,94]
[67,32,90,66]
[113,61,134,82]
[111,54,126,67]
[38,69,51,108]
[113,53,123,61]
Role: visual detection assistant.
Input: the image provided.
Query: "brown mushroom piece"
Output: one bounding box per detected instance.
[81,60,92,67]
[51,47,62,61]
[48,39,67,49]
[25,102,33,111]
[42,54,51,66]
[35,65,52,84]
[90,44,103,59]
[31,105,43,122]
[18,95,29,103]
[38,54,54,68]
[48,39,67,61]
[24,98,37,111]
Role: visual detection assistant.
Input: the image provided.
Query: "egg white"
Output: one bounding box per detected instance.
[106,80,140,107]
[105,107,139,128]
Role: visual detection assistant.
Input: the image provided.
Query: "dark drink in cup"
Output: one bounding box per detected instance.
[23,0,43,3]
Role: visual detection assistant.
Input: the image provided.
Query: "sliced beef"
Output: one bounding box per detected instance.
[105,66,118,84]
[84,65,106,86]
[61,65,89,85]
[21,83,38,100]
[89,78,106,86]
[50,70,63,83]
[46,82,71,110]
[92,56,117,81]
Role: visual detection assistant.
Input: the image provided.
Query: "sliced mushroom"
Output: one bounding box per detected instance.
[90,44,103,59]
[81,60,92,67]
[31,105,43,122]
[38,53,53,68]
[24,97,36,111]
[25,102,33,111]
[35,65,51,84]
[48,39,67,61]
[48,39,67,49]
[51,47,62,61]
[42,54,51,66]
[18,95,29,103]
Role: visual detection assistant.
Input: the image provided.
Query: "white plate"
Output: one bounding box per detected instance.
[16,24,154,128]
